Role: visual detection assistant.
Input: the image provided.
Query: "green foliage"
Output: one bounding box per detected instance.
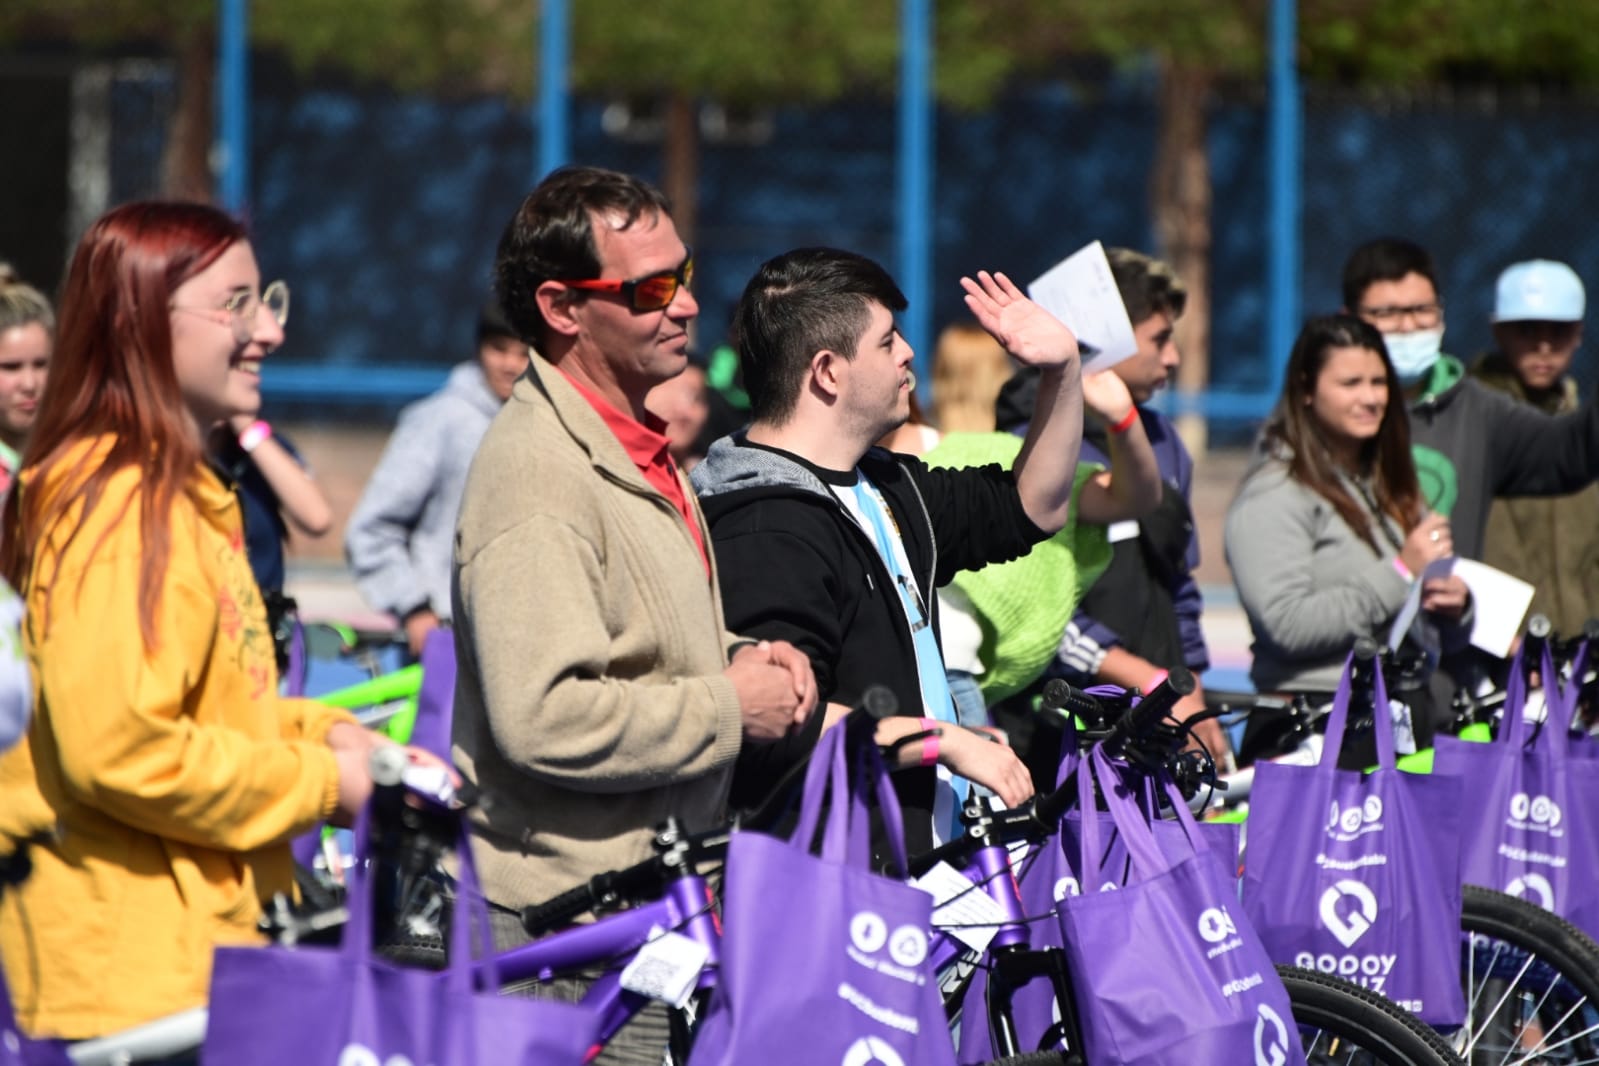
[6,0,1599,98]
[569,0,900,103]
[251,0,536,96]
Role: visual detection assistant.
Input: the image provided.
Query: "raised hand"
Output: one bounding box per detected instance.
[960,271,1079,370]
[1082,366,1136,425]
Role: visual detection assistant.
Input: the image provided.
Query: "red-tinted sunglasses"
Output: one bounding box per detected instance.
[558,250,694,312]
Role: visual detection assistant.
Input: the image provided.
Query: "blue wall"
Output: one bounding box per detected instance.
[138,62,1599,413]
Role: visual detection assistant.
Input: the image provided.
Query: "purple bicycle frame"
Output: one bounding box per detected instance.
[927,841,1032,973]
[478,872,722,1059]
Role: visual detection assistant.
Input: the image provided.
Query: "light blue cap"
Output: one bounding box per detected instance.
[1493,259,1585,323]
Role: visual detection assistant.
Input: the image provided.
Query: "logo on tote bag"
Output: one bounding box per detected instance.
[1318,881,1378,948]
[1254,1004,1291,1066]
[1197,906,1243,958]
[846,910,927,985]
[1507,872,1556,910]
[1507,793,1563,836]
[1325,796,1384,841]
[340,1046,431,1066]
[841,1036,907,1066]
[850,912,888,953]
[1052,876,1119,901]
[1297,881,1399,994]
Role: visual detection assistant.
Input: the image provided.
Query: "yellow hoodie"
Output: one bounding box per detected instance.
[0,438,352,1039]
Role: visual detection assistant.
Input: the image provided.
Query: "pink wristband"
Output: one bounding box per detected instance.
[238,420,272,453]
[1392,557,1414,582]
[1143,669,1169,695]
[918,717,940,767]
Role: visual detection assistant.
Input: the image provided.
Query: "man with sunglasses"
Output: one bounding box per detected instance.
[450,166,815,1065]
[1468,259,1599,637]
[1342,237,1599,567]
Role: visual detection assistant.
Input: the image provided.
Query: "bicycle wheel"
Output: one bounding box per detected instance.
[980,1053,1074,1066]
[1279,965,1463,1065]
[1456,884,1599,1064]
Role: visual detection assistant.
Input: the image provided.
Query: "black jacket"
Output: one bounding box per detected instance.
[692,433,1047,860]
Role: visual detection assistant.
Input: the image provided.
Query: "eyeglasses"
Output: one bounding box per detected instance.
[173,280,290,344]
[557,252,694,312]
[1358,302,1443,330]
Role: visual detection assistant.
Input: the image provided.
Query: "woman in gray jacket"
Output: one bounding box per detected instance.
[1225,314,1470,759]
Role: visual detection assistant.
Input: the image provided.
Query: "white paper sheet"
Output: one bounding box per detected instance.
[1385,555,1534,659]
[1386,557,1455,652]
[1025,240,1138,372]
[1451,557,1536,658]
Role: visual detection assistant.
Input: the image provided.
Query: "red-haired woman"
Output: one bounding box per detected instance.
[0,202,408,1044]
[1225,313,1471,761]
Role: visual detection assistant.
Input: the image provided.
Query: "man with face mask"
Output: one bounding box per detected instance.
[1341,237,1599,565]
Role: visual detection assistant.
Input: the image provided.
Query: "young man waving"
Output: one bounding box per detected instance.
[693,248,1086,855]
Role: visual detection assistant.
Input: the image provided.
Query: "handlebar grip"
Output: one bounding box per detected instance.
[369,745,409,787]
[521,880,602,938]
[1033,770,1079,828]
[1101,666,1196,757]
[1352,636,1380,661]
[1040,678,1107,722]
[860,685,899,719]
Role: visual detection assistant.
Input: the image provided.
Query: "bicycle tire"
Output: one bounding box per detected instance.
[1456,883,1599,1064]
[1278,965,1463,1065]
[375,929,447,970]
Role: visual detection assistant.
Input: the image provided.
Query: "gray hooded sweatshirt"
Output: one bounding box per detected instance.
[345,361,503,620]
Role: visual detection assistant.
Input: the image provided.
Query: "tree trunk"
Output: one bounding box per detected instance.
[662,91,698,244]
[1150,58,1213,456]
[661,90,700,346]
[160,26,215,202]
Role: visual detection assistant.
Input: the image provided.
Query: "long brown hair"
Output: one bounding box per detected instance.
[0,201,248,650]
[1262,313,1422,551]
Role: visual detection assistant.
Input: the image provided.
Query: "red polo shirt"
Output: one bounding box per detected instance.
[561,370,710,576]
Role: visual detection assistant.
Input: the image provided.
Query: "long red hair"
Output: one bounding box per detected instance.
[0,201,248,651]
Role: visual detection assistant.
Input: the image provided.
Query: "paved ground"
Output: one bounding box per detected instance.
[280,420,1259,689]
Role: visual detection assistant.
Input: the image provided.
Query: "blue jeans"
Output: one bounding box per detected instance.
[947,669,990,730]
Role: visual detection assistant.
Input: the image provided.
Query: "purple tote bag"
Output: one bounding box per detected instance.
[955,743,1243,1064]
[203,809,597,1065]
[689,724,956,1066]
[0,969,72,1066]
[408,628,458,761]
[1056,749,1306,1066]
[1434,640,1599,939]
[1242,652,1466,1026]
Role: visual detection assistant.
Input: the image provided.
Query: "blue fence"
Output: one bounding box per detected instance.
[70,58,1599,416]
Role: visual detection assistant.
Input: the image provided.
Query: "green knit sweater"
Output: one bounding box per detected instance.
[923,432,1111,701]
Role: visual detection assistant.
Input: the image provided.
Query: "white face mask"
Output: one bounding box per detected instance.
[1384,328,1444,386]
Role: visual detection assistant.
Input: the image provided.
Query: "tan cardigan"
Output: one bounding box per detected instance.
[451,356,745,910]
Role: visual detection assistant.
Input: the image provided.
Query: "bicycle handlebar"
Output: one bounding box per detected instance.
[1040,678,1107,724]
[522,687,901,936]
[1098,666,1197,760]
